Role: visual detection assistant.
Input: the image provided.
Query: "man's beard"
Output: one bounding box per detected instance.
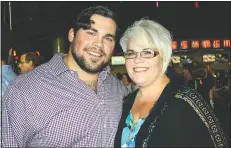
[71,43,110,74]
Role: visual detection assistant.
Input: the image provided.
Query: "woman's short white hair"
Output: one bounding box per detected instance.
[120,18,173,74]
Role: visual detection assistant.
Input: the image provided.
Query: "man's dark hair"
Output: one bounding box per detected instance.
[122,73,132,83]
[116,72,122,80]
[73,6,120,41]
[25,52,44,67]
[183,64,193,75]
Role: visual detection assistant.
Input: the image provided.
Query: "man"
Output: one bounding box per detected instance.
[18,52,43,73]
[121,73,139,92]
[183,64,196,89]
[1,48,17,97]
[1,48,17,146]
[2,6,129,147]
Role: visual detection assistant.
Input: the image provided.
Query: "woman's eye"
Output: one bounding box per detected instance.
[127,52,135,55]
[143,50,153,55]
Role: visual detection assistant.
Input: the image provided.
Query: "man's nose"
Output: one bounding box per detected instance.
[92,37,104,48]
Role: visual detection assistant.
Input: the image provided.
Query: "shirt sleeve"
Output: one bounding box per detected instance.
[1,77,10,97]
[1,85,34,147]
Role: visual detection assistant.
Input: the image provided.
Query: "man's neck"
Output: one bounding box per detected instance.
[1,60,6,65]
[63,53,99,91]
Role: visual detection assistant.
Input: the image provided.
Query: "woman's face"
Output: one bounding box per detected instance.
[125,40,163,88]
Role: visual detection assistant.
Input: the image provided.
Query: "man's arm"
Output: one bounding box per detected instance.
[1,85,34,147]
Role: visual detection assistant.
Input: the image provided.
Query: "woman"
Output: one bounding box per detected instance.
[114,18,227,147]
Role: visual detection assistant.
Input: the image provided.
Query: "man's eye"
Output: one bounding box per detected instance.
[86,32,96,36]
[105,37,113,42]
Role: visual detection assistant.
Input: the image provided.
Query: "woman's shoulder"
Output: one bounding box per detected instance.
[172,85,228,147]
[175,85,203,101]
[173,84,212,111]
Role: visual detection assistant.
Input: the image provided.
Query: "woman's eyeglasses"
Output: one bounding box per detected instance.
[124,48,159,59]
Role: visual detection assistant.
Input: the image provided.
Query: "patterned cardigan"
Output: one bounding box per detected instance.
[114,81,228,148]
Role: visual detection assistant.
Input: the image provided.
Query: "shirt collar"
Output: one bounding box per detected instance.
[49,53,69,76]
[49,53,111,80]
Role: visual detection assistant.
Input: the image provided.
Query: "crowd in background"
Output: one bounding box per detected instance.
[2,46,230,145]
[1,5,230,147]
[116,60,230,143]
[1,50,45,95]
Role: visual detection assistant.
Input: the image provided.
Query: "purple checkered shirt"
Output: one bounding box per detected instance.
[2,53,129,147]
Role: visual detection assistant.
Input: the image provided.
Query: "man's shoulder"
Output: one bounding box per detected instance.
[105,73,129,94]
[11,62,53,89]
[106,73,122,83]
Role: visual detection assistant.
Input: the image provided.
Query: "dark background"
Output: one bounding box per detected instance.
[1,1,230,60]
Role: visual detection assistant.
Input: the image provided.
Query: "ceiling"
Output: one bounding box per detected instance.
[1,1,230,57]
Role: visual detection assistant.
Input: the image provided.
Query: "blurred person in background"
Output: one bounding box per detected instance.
[1,48,17,97]
[18,52,44,73]
[116,72,123,81]
[2,6,129,147]
[211,75,231,145]
[1,48,17,143]
[183,63,196,89]
[195,66,216,108]
[114,18,227,147]
[122,73,138,92]
[166,65,184,85]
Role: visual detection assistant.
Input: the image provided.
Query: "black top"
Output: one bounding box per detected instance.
[114,80,228,148]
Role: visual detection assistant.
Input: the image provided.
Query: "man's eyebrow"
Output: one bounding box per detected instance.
[88,27,115,40]
[89,28,98,33]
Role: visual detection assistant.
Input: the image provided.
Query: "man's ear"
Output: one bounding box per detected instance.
[68,28,75,43]
[28,60,33,67]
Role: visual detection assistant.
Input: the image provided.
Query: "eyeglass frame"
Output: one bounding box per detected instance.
[123,48,159,59]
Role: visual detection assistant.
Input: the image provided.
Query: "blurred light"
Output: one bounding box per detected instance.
[191,40,200,48]
[213,40,221,48]
[194,2,199,8]
[180,40,189,49]
[202,40,211,48]
[224,40,230,48]
[172,41,177,50]
[35,51,40,56]
[156,2,159,7]
[13,50,17,56]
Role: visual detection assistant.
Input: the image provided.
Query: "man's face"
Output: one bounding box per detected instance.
[68,14,116,73]
[122,75,129,86]
[18,54,32,73]
[183,69,188,77]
